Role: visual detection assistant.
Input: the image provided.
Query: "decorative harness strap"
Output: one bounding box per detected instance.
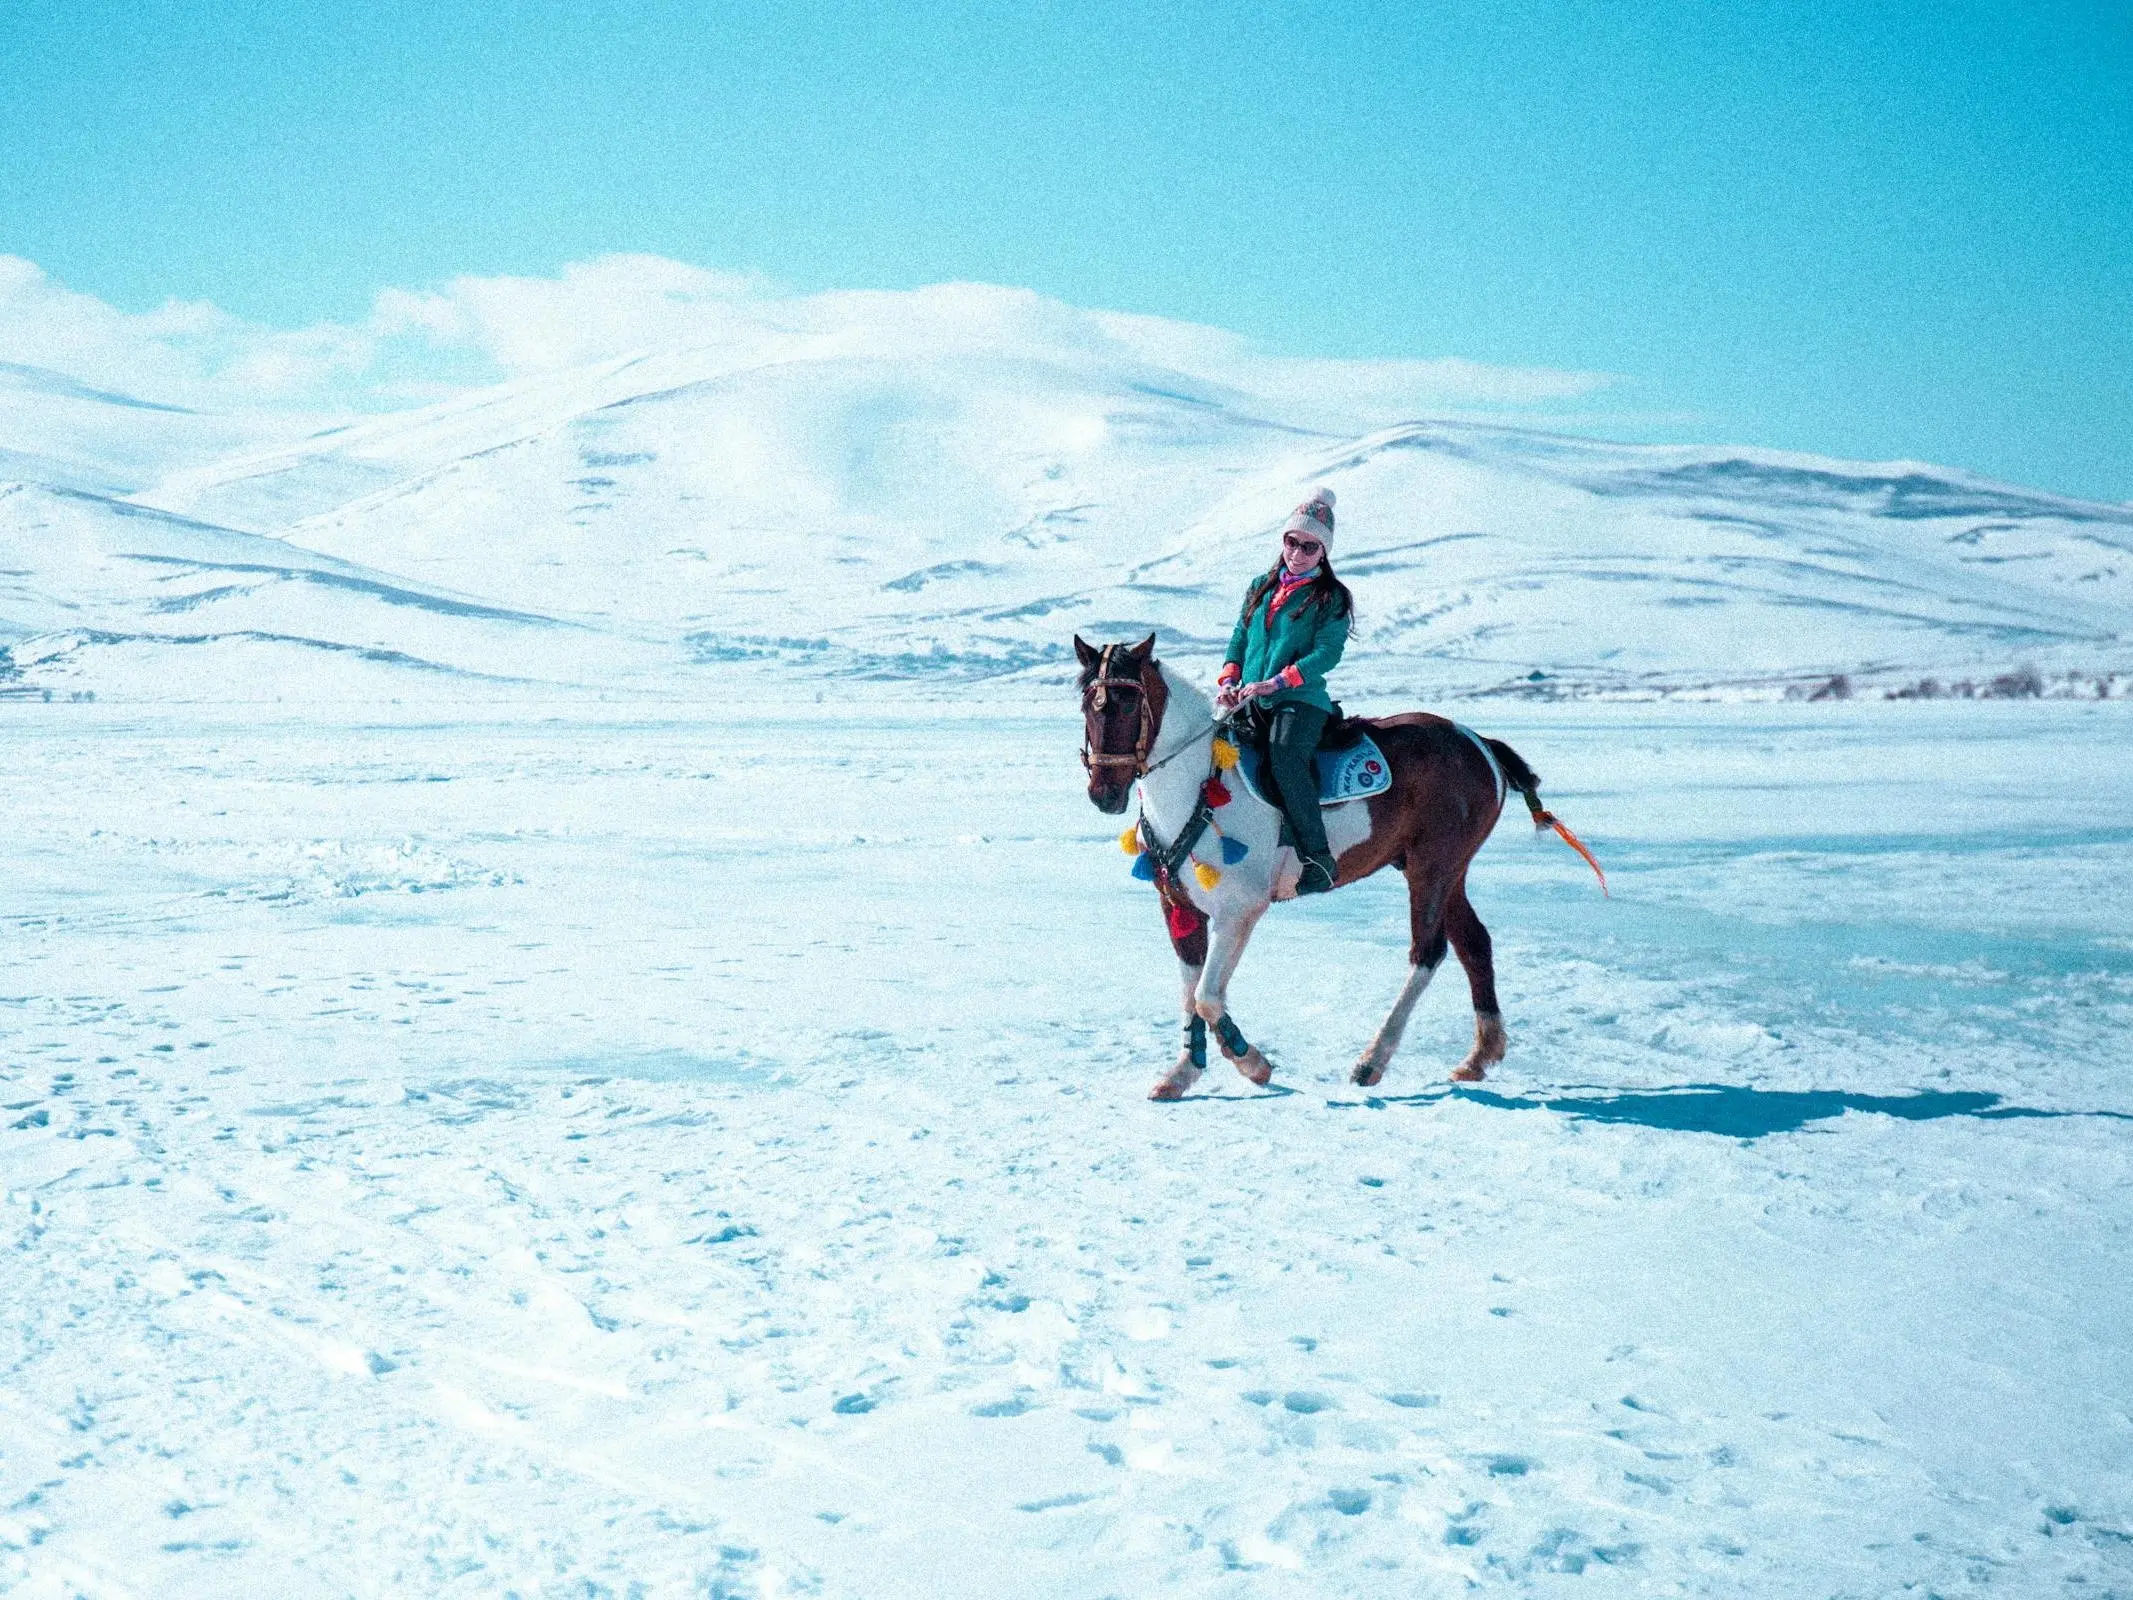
[1135,793,1217,940]
[1135,793,1215,886]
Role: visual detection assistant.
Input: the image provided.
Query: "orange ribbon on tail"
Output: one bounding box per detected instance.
[1542,813,1608,896]
[1519,790,1608,896]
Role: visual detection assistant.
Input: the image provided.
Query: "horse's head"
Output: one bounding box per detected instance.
[1075,632,1165,814]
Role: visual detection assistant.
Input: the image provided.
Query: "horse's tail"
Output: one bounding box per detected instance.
[1485,737,1608,897]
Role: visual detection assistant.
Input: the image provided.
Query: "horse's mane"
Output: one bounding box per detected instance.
[1155,659,1212,720]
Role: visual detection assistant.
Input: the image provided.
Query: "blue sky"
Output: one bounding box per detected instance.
[4,0,2129,499]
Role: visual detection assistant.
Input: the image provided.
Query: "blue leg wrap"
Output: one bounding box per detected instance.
[1183,1014,1207,1069]
[1213,1013,1250,1059]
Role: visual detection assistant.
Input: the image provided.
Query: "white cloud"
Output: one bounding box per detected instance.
[0,255,377,411]
[0,253,1612,424]
[371,254,768,374]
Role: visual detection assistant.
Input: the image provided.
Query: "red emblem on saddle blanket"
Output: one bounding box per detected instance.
[1364,760,1382,775]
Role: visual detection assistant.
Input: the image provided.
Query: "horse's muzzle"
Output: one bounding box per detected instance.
[1087,780,1130,815]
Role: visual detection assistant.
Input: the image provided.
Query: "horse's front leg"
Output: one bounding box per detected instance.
[1148,960,1209,1101]
[1193,901,1274,1086]
[1148,902,1212,1101]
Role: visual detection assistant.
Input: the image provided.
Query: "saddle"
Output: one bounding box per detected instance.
[1229,702,1392,809]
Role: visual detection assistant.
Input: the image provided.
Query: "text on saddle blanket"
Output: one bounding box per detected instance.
[1232,731,1393,809]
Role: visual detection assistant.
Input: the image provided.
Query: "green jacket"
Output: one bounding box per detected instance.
[1222,574,1350,713]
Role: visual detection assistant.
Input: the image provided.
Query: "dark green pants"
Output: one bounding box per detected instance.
[1265,703,1330,859]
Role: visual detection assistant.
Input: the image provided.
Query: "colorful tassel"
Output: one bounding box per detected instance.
[1131,853,1157,881]
[1219,835,1249,865]
[1119,825,1141,855]
[1203,777,1231,807]
[1192,861,1223,891]
[1211,737,1239,770]
[1166,902,1200,939]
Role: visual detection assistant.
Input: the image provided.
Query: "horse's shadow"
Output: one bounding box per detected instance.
[1174,1080,1301,1103]
[1335,1082,2131,1140]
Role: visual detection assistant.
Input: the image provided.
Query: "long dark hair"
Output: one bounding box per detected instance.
[1245,557,1355,623]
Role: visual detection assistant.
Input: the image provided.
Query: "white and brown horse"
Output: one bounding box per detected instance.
[1076,633,1601,1100]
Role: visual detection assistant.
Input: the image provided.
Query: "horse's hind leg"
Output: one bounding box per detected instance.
[1445,879,1506,1082]
[1352,867,1449,1088]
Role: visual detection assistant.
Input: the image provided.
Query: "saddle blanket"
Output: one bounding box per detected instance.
[1235,731,1392,809]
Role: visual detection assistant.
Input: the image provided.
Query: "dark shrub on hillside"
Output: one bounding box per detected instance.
[1984,664,2044,699]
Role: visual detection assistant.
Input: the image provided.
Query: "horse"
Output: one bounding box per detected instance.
[1075,633,1603,1101]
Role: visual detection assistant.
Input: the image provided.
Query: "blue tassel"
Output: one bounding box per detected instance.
[1131,853,1157,881]
[1220,836,1249,865]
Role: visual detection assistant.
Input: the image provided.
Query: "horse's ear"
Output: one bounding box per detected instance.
[1131,632,1158,662]
[1073,635,1099,669]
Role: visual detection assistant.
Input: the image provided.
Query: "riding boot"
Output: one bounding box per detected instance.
[1267,703,1337,894]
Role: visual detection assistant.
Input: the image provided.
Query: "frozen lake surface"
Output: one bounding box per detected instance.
[5,696,2131,1596]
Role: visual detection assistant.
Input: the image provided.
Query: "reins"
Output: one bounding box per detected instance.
[1142,715,1220,776]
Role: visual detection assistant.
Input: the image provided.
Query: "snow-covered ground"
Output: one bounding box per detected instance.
[6,693,2130,1596]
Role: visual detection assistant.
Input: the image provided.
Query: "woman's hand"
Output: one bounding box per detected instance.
[1215,675,1279,714]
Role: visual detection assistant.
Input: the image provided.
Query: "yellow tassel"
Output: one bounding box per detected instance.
[1210,737,1239,770]
[1193,861,1222,891]
[1119,825,1141,856]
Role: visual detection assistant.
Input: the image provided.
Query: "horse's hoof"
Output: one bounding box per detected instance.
[1469,1014,1507,1067]
[1149,1063,1203,1100]
[1228,1046,1273,1087]
[1450,1062,1487,1083]
[1351,1062,1386,1088]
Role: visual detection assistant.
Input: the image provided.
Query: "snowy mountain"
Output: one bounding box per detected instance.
[0,481,650,699]
[0,360,318,498]
[4,286,2128,700]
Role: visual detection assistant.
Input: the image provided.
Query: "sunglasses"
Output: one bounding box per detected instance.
[1282,533,1324,556]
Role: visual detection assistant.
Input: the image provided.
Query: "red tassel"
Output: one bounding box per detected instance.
[1166,902,1201,938]
[1203,777,1231,807]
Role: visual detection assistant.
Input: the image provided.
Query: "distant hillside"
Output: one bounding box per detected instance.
[3,291,2127,701]
[0,481,659,698]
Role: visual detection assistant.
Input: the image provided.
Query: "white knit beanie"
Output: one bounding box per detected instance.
[1281,488,1336,551]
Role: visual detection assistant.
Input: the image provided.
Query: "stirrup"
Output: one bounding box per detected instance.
[1296,853,1337,895]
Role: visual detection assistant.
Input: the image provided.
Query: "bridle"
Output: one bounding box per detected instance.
[1080,643,1160,780]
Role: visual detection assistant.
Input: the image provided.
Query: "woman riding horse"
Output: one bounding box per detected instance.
[1215,489,1352,896]
[1075,490,1605,1099]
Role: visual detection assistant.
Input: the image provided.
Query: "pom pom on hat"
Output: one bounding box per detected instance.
[1282,488,1337,551]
